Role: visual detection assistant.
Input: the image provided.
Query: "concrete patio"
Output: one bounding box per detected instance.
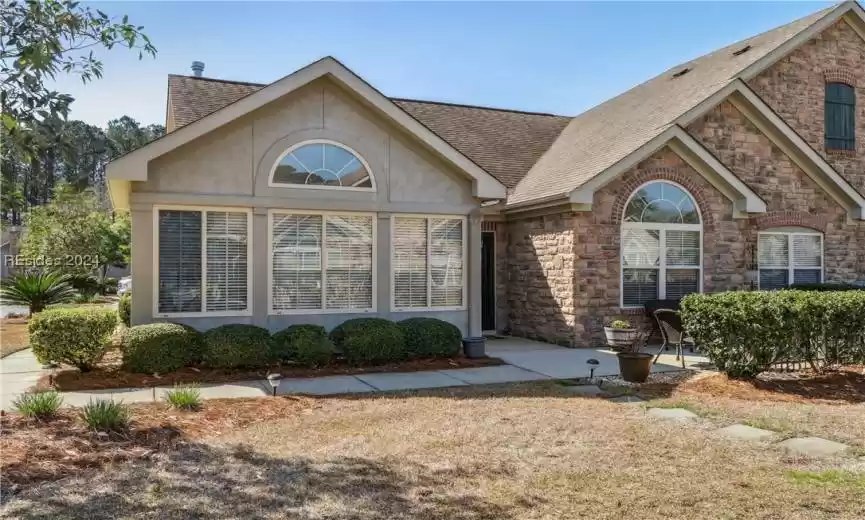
[0,337,710,408]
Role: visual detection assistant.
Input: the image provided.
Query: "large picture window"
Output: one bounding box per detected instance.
[758,231,823,290]
[825,83,856,151]
[270,211,375,313]
[392,216,466,311]
[155,208,251,316]
[621,181,702,307]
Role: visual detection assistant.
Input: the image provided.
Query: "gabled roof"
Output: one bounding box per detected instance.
[107,57,508,204]
[166,76,571,189]
[511,3,861,205]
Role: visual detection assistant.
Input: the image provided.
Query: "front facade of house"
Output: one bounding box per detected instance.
[108,2,865,347]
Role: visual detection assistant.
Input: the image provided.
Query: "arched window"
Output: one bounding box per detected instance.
[825,83,856,151]
[621,181,702,307]
[269,140,374,190]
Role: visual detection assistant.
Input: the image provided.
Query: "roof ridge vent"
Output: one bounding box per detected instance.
[732,45,753,56]
[672,67,692,78]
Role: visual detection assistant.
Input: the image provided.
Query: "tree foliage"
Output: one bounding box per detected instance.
[1,0,156,154]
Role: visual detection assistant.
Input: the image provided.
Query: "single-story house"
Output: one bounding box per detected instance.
[107,1,865,347]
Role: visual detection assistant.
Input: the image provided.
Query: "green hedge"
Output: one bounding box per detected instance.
[203,324,274,368]
[329,318,406,365]
[118,292,131,327]
[787,282,864,292]
[273,324,334,367]
[398,317,461,358]
[681,290,865,379]
[29,307,117,371]
[121,323,199,374]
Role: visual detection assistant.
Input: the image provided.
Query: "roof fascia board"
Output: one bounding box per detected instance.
[502,192,571,213]
[107,58,506,199]
[729,80,865,219]
[739,2,864,82]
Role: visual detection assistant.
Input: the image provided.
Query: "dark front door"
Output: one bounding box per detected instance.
[481,231,496,331]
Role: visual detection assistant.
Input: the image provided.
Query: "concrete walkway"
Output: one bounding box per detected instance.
[1,338,710,408]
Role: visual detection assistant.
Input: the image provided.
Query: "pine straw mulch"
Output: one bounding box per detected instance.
[639,365,865,404]
[35,349,505,392]
[0,396,316,495]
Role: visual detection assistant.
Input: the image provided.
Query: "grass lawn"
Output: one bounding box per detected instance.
[4,381,864,519]
[0,318,30,358]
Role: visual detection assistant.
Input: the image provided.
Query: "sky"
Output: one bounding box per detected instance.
[52,1,837,128]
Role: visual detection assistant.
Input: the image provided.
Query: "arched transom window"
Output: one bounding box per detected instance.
[621,181,702,307]
[270,140,374,190]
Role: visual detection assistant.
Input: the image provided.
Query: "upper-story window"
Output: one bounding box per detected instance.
[269,140,375,190]
[825,83,856,151]
[620,181,702,308]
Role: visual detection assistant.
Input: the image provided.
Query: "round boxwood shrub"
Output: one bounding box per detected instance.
[29,307,117,371]
[173,322,206,364]
[329,317,406,365]
[121,323,199,374]
[118,292,131,327]
[398,317,461,358]
[203,324,274,369]
[273,324,334,367]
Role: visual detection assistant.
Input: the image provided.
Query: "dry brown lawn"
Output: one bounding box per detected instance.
[3,381,864,519]
[0,318,29,358]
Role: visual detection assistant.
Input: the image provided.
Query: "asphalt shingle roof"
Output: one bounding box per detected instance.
[166,4,842,203]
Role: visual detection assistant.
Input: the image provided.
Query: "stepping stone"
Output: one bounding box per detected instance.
[778,437,850,457]
[561,385,605,397]
[647,407,698,421]
[716,424,775,441]
[608,395,645,404]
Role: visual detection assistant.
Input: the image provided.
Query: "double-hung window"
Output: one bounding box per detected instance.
[270,211,375,313]
[392,216,466,310]
[621,181,702,307]
[758,231,823,289]
[155,207,251,316]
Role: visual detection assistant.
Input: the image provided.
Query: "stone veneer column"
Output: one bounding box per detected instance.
[467,211,483,337]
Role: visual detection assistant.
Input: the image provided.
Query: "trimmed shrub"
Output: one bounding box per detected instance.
[330,318,405,365]
[29,307,117,371]
[681,290,865,379]
[118,292,131,327]
[80,399,129,432]
[398,318,461,358]
[121,323,199,374]
[174,322,206,364]
[787,282,864,292]
[13,391,63,420]
[164,384,202,410]
[203,324,274,369]
[272,324,334,366]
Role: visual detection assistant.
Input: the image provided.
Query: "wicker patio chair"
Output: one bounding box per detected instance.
[651,308,695,368]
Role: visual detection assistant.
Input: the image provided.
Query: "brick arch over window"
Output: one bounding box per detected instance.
[610,167,716,230]
[751,211,828,233]
[823,68,858,87]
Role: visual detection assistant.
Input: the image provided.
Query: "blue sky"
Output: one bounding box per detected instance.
[55,1,835,127]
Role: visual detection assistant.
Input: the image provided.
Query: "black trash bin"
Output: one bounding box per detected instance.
[462,337,486,359]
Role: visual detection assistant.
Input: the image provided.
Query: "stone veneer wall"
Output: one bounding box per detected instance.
[749,19,865,198]
[505,213,576,346]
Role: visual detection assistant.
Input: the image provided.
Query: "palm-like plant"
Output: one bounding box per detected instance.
[0,271,77,316]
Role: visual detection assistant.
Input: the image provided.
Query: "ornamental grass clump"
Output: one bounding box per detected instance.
[80,399,130,432]
[12,391,63,420]
[164,384,202,411]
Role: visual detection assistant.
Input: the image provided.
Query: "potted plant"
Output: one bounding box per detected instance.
[616,329,653,383]
[603,319,638,351]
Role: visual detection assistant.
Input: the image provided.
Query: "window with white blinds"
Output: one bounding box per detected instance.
[393,216,465,310]
[621,181,702,307]
[758,231,823,290]
[156,208,251,315]
[270,212,374,313]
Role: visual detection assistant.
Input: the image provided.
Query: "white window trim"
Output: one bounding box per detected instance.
[757,231,824,289]
[267,139,377,192]
[619,180,703,309]
[391,214,468,312]
[267,209,377,315]
[152,205,253,318]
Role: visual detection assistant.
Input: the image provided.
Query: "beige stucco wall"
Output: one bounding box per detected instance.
[129,78,483,334]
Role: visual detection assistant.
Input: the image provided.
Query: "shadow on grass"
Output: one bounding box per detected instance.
[4,441,519,519]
